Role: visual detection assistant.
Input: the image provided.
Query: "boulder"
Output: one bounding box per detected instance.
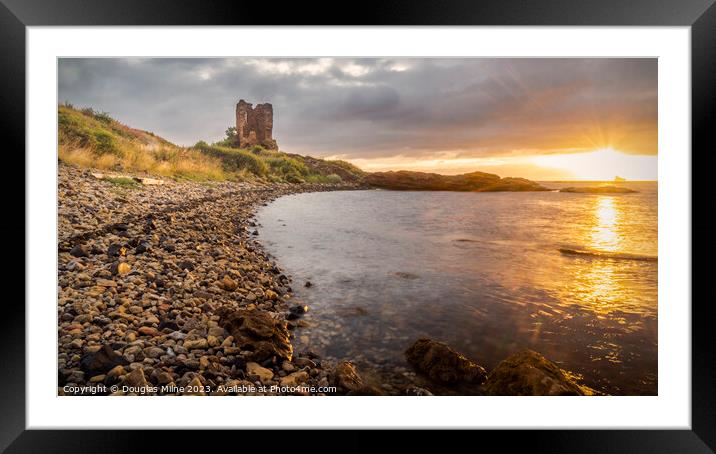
[482,350,593,396]
[219,309,292,361]
[332,361,364,392]
[79,344,129,378]
[405,338,487,384]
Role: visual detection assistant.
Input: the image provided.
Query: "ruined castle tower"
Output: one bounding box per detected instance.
[235,99,278,150]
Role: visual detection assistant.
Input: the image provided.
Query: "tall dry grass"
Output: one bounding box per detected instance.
[59,140,228,181]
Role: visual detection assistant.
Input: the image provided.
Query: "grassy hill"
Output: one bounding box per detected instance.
[58,104,365,184]
[58,105,547,191]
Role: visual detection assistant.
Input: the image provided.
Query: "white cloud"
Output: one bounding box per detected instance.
[243,58,334,76]
[340,62,371,77]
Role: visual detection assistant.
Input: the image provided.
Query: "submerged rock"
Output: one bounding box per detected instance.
[219,308,292,361]
[482,350,595,396]
[331,361,365,392]
[405,338,487,385]
[405,386,434,396]
[287,304,308,320]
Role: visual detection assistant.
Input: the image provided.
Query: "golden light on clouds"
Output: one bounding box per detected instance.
[59,57,657,177]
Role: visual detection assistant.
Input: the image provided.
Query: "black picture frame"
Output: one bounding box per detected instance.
[4,0,712,452]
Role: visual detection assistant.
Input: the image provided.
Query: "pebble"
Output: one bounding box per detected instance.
[280,371,309,387]
[246,362,274,382]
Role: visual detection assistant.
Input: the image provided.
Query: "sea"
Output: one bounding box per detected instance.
[256,181,658,395]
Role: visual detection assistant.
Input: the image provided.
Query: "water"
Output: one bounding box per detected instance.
[257,182,657,395]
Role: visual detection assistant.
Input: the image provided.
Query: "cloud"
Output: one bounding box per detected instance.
[58,57,657,164]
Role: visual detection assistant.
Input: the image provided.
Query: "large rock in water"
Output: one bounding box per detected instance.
[405,338,487,384]
[330,361,384,395]
[219,309,292,362]
[80,345,129,378]
[332,361,365,391]
[482,350,593,396]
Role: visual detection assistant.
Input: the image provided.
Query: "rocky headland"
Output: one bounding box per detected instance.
[365,170,548,192]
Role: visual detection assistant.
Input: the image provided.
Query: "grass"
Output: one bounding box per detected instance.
[58,104,365,184]
[59,105,228,182]
[192,143,363,184]
[324,159,364,175]
[104,176,140,188]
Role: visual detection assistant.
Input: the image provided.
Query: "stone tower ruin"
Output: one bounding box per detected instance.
[235,99,278,150]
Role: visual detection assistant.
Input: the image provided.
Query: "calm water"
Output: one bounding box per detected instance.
[257,182,658,395]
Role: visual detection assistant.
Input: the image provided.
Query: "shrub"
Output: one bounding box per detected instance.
[58,109,122,156]
[324,173,343,184]
[91,130,120,155]
[266,156,309,175]
[196,144,268,176]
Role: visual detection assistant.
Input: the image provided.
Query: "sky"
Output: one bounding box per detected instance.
[58,57,657,180]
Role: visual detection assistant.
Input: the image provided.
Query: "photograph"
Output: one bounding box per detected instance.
[56,56,658,397]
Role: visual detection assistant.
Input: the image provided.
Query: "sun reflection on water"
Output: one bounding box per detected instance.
[573,196,626,316]
[591,196,621,252]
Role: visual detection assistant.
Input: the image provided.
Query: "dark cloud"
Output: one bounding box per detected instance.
[58,57,657,159]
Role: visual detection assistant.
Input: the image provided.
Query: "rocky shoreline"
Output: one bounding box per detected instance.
[57,163,373,396]
[58,163,597,396]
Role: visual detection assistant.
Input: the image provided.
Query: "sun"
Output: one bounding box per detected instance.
[531,147,657,181]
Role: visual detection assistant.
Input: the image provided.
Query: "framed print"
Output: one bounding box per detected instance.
[5,0,714,451]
